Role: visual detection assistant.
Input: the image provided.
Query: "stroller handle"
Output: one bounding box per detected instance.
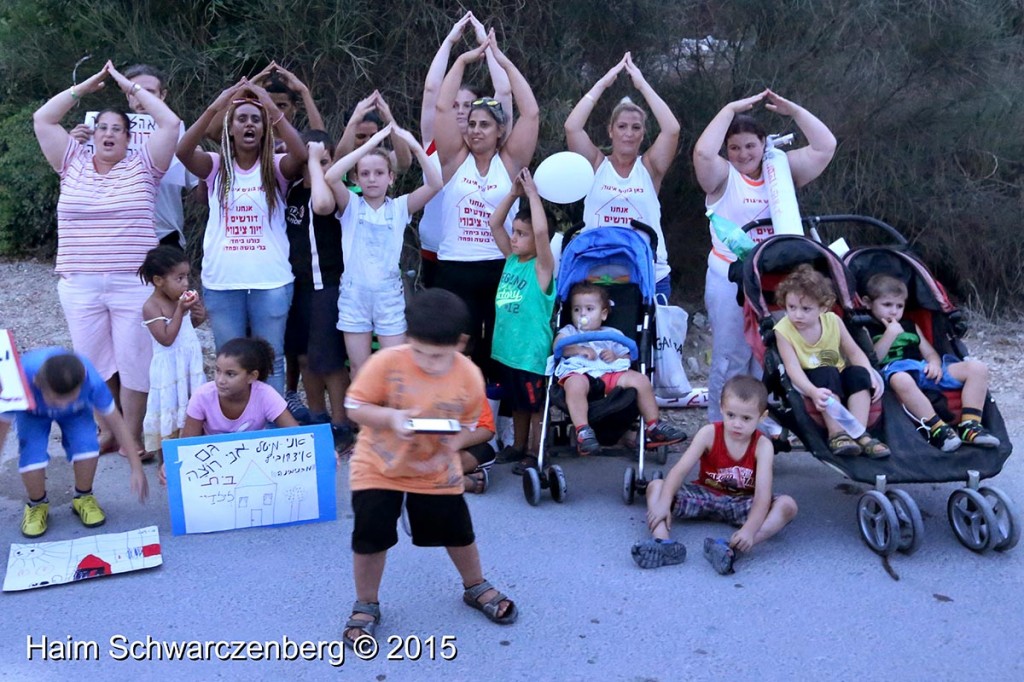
[739,214,909,246]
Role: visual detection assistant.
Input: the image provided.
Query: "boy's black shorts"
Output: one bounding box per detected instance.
[496,362,545,413]
[805,365,872,401]
[284,282,348,374]
[351,489,475,554]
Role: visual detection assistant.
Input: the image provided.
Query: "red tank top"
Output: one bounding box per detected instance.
[695,422,759,496]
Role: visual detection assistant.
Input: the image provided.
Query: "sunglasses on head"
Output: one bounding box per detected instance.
[471,98,502,110]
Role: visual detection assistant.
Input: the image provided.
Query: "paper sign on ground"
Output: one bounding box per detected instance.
[3,526,162,592]
[0,330,34,412]
[163,424,336,535]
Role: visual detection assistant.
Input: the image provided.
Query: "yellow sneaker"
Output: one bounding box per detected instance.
[72,495,106,528]
[21,503,49,538]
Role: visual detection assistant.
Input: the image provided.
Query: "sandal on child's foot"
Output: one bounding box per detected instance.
[511,456,538,476]
[463,580,517,625]
[828,434,861,457]
[631,538,687,569]
[343,600,381,648]
[463,470,489,494]
[703,537,736,575]
[856,435,891,459]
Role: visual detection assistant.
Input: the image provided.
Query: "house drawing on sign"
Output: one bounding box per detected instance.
[235,462,277,527]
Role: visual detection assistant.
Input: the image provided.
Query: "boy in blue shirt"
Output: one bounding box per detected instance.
[0,348,149,537]
[488,169,556,474]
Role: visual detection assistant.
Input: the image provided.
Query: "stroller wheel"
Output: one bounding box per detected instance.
[547,465,567,504]
[947,488,999,552]
[652,446,668,466]
[977,486,1020,552]
[652,470,664,480]
[523,467,542,507]
[622,466,636,505]
[886,489,924,555]
[857,491,900,556]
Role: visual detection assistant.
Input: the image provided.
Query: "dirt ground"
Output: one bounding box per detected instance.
[3,257,1022,442]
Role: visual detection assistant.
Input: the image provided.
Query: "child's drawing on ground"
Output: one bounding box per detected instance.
[3,526,162,592]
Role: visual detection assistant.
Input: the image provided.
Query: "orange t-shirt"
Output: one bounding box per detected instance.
[477,398,495,433]
[346,345,484,494]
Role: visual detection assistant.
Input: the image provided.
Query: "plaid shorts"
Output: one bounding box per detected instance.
[672,484,755,527]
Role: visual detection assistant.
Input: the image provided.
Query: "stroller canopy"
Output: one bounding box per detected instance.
[557,227,656,304]
[740,235,859,316]
[844,247,956,314]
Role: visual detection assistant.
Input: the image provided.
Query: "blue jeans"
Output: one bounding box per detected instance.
[203,284,294,395]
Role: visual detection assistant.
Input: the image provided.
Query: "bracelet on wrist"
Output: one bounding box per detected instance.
[583,93,597,103]
[130,83,142,95]
[70,87,79,100]
[272,111,285,126]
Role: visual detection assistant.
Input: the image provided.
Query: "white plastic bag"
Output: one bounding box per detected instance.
[653,294,692,399]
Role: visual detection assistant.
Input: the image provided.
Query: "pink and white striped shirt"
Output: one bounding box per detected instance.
[55,139,164,274]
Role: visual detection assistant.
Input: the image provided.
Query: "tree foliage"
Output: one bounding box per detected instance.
[1,0,1022,309]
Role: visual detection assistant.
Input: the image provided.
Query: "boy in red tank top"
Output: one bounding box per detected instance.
[632,376,798,574]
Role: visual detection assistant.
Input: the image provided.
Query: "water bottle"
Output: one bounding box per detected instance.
[824,397,865,438]
[763,134,804,236]
[707,210,755,259]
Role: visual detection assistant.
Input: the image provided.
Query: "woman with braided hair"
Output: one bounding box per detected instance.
[177,78,307,395]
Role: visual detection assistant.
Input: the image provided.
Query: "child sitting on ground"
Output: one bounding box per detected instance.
[774,264,890,458]
[488,168,556,474]
[863,274,1000,450]
[341,288,517,649]
[158,337,298,485]
[555,282,686,455]
[0,349,148,538]
[633,376,797,574]
[457,398,498,494]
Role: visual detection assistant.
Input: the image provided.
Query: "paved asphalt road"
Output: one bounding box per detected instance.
[1,402,1021,681]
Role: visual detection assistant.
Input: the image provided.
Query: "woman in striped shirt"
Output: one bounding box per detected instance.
[33,60,181,458]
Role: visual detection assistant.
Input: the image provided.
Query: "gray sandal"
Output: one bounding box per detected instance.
[463,580,517,625]
[631,539,687,569]
[343,600,381,647]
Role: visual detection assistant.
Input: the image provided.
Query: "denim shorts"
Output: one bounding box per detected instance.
[336,277,406,336]
[884,354,964,391]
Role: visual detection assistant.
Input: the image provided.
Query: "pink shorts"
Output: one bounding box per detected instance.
[57,272,153,392]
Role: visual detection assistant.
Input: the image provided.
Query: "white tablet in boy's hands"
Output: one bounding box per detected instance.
[404,418,461,434]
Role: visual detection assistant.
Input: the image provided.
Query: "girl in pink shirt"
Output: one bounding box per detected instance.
[158,338,297,484]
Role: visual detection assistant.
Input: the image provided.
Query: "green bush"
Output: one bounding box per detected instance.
[0,103,59,256]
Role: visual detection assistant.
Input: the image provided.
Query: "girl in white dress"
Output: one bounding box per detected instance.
[138,246,207,455]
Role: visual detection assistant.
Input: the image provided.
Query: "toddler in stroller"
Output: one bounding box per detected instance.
[556,281,686,455]
[861,274,1000,452]
[773,264,891,458]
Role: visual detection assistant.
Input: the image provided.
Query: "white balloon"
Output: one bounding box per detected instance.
[533,151,595,204]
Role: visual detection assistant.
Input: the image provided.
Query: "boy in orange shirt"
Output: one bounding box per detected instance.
[341,288,517,648]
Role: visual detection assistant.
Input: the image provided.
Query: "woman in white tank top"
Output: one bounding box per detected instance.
[418,11,512,288]
[692,89,836,420]
[565,52,679,296]
[432,31,538,380]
